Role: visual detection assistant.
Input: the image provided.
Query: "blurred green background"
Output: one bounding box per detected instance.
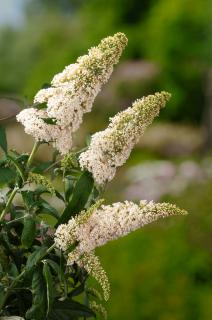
[0,0,212,319]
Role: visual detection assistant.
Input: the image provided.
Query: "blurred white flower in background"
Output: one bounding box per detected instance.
[125,159,212,201]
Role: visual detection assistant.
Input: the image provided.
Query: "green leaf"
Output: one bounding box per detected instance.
[35,102,47,110]
[56,171,94,226]
[42,118,57,125]
[26,246,47,270]
[0,167,16,186]
[55,190,65,203]
[41,83,51,89]
[47,299,96,320]
[64,176,74,203]
[43,262,54,315]
[70,283,85,297]
[7,154,25,182]
[21,190,35,209]
[8,262,19,278]
[0,125,7,154]
[26,267,47,320]
[45,259,65,283]
[38,199,60,220]
[32,161,52,174]
[21,215,36,248]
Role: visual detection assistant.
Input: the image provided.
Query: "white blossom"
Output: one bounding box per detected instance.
[79,91,171,184]
[54,200,187,263]
[36,32,127,127]
[77,252,110,301]
[16,108,59,142]
[16,108,72,154]
[17,33,128,154]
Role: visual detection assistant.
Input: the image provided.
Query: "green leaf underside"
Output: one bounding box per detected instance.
[26,268,47,320]
[43,262,54,315]
[38,199,60,219]
[47,299,95,320]
[26,246,48,270]
[21,216,36,248]
[45,259,63,281]
[64,176,75,203]
[56,171,94,226]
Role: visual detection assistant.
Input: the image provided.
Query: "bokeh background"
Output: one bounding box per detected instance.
[0,0,212,319]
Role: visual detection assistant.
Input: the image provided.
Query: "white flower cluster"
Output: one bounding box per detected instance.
[54,200,187,263]
[17,33,128,154]
[90,300,107,319]
[28,172,55,195]
[78,252,110,301]
[79,91,171,184]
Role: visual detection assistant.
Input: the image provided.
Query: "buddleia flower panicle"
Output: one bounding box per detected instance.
[76,251,110,301]
[54,199,104,252]
[28,172,55,195]
[54,200,187,261]
[79,91,171,184]
[55,200,186,301]
[90,301,107,320]
[17,33,127,154]
[60,152,79,170]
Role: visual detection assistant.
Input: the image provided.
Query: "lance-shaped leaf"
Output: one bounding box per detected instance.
[26,246,48,270]
[26,267,47,320]
[56,171,94,226]
[21,215,36,248]
[43,261,54,315]
[47,299,95,319]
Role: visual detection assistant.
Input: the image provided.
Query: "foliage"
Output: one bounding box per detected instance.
[0,126,97,319]
[0,32,187,319]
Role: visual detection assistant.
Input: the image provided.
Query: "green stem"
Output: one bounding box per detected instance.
[26,141,40,169]
[0,186,19,221]
[6,214,29,225]
[45,243,56,256]
[44,159,61,173]
[0,142,40,222]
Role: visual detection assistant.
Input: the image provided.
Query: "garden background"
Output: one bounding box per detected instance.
[0,1,211,319]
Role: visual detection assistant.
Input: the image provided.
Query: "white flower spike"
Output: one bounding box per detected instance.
[17,33,127,154]
[79,91,171,184]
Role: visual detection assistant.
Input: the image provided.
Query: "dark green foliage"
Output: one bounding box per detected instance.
[47,299,96,319]
[43,262,54,315]
[26,246,48,270]
[25,267,47,319]
[0,167,16,186]
[56,171,94,226]
[0,126,98,318]
[21,215,36,248]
